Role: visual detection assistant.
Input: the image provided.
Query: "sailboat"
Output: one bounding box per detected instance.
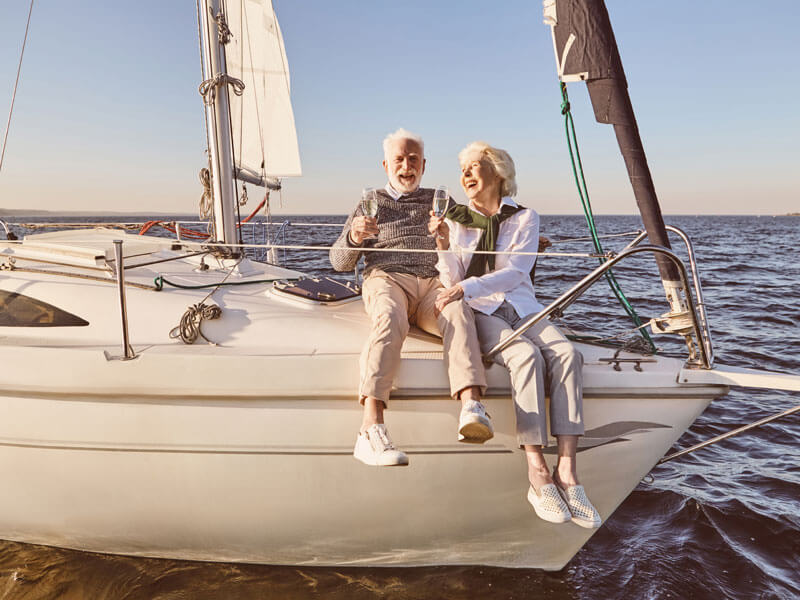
[0,0,797,571]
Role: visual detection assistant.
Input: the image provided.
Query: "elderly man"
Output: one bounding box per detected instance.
[331,128,489,467]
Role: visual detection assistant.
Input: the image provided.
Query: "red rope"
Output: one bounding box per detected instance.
[138,192,267,238]
[239,195,267,225]
[138,221,209,239]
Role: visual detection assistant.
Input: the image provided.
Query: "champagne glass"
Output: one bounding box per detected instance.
[431,186,449,238]
[361,187,378,218]
[432,186,450,217]
[361,187,378,239]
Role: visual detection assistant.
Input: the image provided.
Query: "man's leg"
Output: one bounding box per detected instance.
[359,272,412,417]
[416,278,489,441]
[354,272,413,466]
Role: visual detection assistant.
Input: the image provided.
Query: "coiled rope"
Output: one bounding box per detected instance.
[198,73,245,106]
[559,82,656,352]
[169,302,222,345]
[167,253,245,344]
[199,167,213,219]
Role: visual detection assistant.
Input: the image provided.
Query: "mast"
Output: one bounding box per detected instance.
[543,0,685,314]
[198,0,239,251]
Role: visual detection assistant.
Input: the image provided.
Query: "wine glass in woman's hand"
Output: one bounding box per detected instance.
[432,186,449,218]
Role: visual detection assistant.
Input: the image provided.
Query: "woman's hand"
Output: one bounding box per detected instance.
[434,284,464,315]
[428,211,450,250]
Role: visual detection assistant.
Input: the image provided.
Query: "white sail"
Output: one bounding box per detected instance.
[226,0,301,185]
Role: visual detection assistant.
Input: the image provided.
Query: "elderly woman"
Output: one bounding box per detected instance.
[428,141,601,528]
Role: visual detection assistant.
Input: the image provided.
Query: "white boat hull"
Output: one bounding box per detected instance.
[0,231,726,569]
[0,379,718,570]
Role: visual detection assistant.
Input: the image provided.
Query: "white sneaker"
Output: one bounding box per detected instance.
[555,483,602,529]
[526,484,571,524]
[457,399,493,443]
[353,424,409,466]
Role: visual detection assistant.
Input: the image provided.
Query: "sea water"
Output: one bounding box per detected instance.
[0,214,797,599]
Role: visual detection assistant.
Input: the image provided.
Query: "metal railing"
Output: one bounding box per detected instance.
[483,244,714,369]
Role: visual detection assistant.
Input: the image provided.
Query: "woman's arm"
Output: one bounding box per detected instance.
[431,216,466,288]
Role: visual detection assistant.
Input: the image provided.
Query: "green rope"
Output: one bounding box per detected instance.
[559,82,656,353]
[154,275,294,291]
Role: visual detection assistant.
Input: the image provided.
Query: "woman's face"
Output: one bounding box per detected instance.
[460,149,501,203]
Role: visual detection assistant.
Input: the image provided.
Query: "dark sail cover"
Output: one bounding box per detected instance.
[545,0,681,285]
[547,0,628,124]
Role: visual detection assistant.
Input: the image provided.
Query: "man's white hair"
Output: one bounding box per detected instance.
[382,128,425,160]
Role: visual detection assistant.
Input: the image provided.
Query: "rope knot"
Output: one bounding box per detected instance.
[214,10,233,44]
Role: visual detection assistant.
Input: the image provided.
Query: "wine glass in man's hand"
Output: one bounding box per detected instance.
[430,186,450,238]
[360,187,379,239]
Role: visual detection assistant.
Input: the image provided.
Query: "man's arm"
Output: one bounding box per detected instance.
[330,209,364,272]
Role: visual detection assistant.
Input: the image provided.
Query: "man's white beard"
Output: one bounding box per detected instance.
[389,172,421,194]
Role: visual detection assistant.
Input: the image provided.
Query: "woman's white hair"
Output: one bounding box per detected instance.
[458,141,517,197]
[382,128,425,159]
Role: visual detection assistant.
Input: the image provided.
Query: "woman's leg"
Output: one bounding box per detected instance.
[555,434,580,486]
[520,320,584,440]
[474,308,549,447]
[524,444,553,491]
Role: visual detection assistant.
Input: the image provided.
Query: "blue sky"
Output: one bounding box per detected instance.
[0,1,798,215]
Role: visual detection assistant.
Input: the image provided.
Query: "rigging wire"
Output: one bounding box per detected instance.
[0,0,36,176]
[559,82,656,353]
[196,0,217,240]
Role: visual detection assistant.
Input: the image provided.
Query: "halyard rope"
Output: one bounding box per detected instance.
[559,82,655,352]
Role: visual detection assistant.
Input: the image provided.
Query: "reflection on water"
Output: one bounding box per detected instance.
[0,215,798,599]
[0,539,581,599]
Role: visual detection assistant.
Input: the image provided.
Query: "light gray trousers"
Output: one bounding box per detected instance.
[474,302,584,446]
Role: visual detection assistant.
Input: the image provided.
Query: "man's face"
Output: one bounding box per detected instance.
[383,138,426,194]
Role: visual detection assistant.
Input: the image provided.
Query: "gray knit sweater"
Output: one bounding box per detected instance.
[330,187,438,278]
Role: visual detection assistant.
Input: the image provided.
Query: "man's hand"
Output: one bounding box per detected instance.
[435,284,464,315]
[428,211,450,250]
[538,235,552,252]
[349,216,379,245]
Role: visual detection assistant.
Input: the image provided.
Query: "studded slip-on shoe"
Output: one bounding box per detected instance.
[553,472,602,529]
[526,484,571,524]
